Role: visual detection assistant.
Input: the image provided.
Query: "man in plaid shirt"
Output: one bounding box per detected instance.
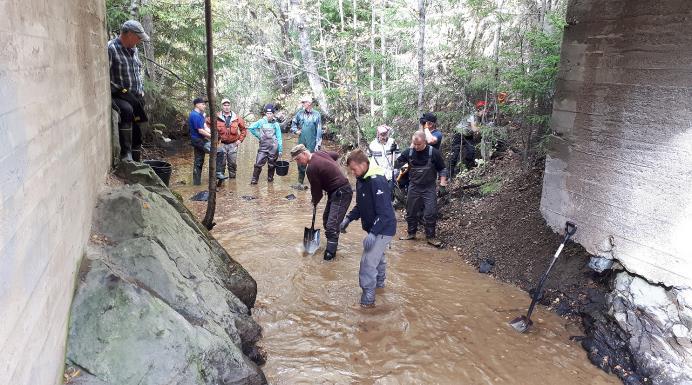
[108,20,150,162]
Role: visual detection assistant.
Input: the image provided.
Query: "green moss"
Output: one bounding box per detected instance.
[480,178,503,196]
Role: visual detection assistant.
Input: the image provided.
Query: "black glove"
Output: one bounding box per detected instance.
[438,185,448,197]
[390,142,398,153]
[363,233,377,251]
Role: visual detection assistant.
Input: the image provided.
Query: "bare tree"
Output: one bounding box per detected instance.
[380,0,387,119]
[202,0,219,230]
[417,0,426,114]
[370,1,376,117]
[291,0,331,116]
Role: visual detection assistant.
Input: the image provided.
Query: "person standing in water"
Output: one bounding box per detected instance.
[248,104,283,185]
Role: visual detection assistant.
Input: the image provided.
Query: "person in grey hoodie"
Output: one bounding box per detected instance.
[341,149,397,308]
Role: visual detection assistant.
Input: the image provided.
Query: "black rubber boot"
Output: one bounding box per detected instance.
[323,250,336,261]
[251,166,261,185]
[119,122,133,161]
[215,154,227,181]
[131,149,142,162]
[267,166,275,182]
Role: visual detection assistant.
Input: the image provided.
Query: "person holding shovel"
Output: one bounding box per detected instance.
[341,149,397,308]
[291,144,352,261]
[248,104,283,184]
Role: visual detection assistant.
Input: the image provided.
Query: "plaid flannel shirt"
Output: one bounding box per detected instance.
[108,37,144,96]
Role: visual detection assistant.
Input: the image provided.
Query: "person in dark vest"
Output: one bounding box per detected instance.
[395,130,448,247]
[248,104,283,184]
[108,20,150,162]
[291,144,353,260]
[341,149,397,308]
[290,95,323,189]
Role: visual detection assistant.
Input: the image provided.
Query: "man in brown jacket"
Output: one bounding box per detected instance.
[291,144,353,260]
[208,98,247,179]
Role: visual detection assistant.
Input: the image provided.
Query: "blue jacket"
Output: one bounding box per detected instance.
[346,164,397,236]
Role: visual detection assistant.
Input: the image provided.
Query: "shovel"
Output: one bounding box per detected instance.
[303,204,321,254]
[509,221,577,333]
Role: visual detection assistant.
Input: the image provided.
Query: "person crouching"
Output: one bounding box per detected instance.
[248,104,283,184]
[341,149,397,308]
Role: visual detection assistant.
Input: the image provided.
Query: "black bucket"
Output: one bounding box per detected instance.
[144,160,172,186]
[276,160,290,176]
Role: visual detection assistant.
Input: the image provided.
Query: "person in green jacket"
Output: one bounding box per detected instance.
[290,94,323,189]
[248,104,283,184]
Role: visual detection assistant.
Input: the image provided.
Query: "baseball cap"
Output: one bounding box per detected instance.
[264,104,276,113]
[421,112,437,124]
[290,144,307,158]
[122,20,150,42]
[300,94,313,103]
[193,97,207,105]
[221,98,231,105]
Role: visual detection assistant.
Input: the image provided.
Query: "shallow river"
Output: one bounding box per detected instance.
[166,137,618,385]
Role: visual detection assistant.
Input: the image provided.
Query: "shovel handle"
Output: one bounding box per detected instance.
[311,204,317,230]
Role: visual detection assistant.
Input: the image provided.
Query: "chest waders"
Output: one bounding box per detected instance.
[297,112,319,185]
[252,123,279,184]
[405,147,439,239]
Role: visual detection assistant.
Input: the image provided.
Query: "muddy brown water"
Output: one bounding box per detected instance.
[164,137,618,385]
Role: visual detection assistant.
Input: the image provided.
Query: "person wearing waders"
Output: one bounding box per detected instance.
[290,95,323,189]
[395,130,448,247]
[341,149,397,308]
[248,104,283,184]
[291,144,353,260]
[207,98,247,179]
[108,20,150,162]
[189,97,227,185]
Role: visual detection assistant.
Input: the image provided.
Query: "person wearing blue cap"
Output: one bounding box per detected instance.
[248,104,283,184]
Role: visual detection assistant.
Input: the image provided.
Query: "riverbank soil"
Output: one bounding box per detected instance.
[437,127,648,384]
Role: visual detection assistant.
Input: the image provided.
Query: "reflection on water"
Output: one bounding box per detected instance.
[167,137,617,385]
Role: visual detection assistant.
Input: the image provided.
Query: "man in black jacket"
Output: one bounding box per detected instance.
[341,150,397,308]
[395,130,448,247]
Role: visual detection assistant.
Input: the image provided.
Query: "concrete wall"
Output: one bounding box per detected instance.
[541,0,692,289]
[0,1,110,384]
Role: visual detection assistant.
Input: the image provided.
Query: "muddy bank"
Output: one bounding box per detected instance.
[438,147,649,384]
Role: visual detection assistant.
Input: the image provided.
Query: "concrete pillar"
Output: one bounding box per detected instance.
[541,1,692,383]
[0,1,110,384]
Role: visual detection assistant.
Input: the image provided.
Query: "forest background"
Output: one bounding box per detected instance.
[107,0,567,168]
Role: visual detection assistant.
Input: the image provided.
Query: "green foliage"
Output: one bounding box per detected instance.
[480,177,502,196]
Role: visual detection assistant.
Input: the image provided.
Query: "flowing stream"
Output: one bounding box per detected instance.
[166,136,618,385]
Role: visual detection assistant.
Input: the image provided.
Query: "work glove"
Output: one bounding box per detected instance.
[363,233,377,252]
[438,185,448,197]
[340,217,351,233]
[390,142,398,153]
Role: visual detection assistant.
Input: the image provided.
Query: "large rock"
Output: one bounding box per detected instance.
[66,183,266,384]
[608,272,692,385]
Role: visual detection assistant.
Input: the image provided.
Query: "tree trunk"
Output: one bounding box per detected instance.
[339,0,345,32]
[278,1,295,92]
[380,0,387,119]
[317,0,331,84]
[292,0,331,116]
[416,0,426,114]
[492,0,505,122]
[369,1,375,117]
[202,0,218,230]
[353,0,360,144]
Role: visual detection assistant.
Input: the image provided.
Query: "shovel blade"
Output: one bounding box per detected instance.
[303,228,321,254]
[509,315,533,333]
